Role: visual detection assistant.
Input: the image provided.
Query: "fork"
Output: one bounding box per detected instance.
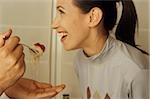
[21,43,39,54]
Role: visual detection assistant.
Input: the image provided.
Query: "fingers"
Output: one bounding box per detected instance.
[33,84,66,98]
[0,29,12,47]
[0,36,20,57]
[13,53,25,80]
[13,44,24,60]
[7,44,24,65]
[54,84,66,93]
[3,36,20,53]
[4,54,25,88]
[3,29,12,40]
[35,88,57,98]
[36,82,52,88]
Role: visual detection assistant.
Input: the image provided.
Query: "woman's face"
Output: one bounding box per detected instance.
[52,0,90,51]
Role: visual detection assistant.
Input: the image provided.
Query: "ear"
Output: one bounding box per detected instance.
[87,7,103,27]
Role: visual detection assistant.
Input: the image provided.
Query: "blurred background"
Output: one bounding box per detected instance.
[0,0,149,99]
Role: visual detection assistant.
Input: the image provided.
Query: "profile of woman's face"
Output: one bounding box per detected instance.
[52,0,91,51]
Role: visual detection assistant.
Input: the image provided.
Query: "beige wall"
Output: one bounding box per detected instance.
[134,0,149,53]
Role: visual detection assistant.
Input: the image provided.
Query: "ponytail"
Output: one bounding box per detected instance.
[116,0,149,55]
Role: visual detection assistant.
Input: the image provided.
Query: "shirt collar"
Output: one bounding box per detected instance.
[81,35,115,61]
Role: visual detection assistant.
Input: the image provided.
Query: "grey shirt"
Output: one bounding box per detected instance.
[74,36,149,99]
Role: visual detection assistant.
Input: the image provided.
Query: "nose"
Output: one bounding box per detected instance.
[52,17,59,29]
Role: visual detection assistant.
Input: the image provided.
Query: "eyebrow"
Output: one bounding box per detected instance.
[56,5,65,10]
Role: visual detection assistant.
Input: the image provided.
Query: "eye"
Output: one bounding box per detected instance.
[58,9,65,14]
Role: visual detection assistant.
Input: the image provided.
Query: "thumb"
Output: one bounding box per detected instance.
[0,29,12,47]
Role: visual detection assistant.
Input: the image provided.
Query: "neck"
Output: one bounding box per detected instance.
[83,30,108,57]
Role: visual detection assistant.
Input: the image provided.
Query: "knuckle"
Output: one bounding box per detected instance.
[16,37,20,42]
[16,45,24,52]
[10,36,20,43]
[14,36,20,41]
[19,44,24,51]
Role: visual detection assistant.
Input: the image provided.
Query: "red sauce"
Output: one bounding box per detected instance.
[34,43,45,52]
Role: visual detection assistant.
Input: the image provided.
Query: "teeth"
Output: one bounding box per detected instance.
[57,32,68,40]
[62,32,67,36]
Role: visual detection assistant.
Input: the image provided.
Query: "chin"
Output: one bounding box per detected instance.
[64,45,77,51]
[64,47,73,51]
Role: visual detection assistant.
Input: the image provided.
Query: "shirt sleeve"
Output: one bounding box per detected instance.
[131,70,149,99]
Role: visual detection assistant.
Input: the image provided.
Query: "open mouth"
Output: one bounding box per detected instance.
[58,31,68,42]
[60,32,68,42]
[62,34,67,39]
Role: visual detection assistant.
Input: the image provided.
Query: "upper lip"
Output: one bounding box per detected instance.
[57,30,68,36]
[57,30,67,33]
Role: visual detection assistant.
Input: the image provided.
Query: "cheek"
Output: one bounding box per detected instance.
[69,25,89,47]
[69,17,88,39]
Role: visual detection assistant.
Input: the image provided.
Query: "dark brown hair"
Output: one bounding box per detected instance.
[73,0,148,55]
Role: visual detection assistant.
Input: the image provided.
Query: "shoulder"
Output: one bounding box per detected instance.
[110,39,149,82]
[112,39,149,69]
